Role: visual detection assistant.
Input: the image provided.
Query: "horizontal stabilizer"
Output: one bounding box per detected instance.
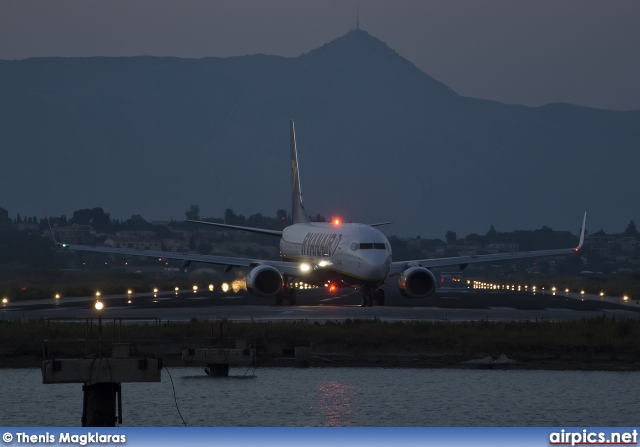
[187,220,283,236]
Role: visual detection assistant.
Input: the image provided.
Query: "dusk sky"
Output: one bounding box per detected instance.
[2,0,639,111]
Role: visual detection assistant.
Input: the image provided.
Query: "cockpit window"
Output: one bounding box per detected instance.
[351,243,387,250]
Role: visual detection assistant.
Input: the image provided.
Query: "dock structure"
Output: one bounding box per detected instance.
[41,317,162,426]
[181,319,256,376]
[182,344,255,376]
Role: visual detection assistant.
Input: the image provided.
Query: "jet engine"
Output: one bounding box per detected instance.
[246,265,283,297]
[398,266,437,298]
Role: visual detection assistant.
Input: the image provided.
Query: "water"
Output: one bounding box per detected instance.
[2,367,638,426]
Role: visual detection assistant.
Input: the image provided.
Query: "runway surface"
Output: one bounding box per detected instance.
[3,286,639,322]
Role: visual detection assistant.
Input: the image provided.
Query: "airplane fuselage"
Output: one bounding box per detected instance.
[279,222,392,287]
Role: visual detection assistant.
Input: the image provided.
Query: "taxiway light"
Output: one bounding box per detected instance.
[95,301,104,311]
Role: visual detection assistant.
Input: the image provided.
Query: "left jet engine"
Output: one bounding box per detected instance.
[246,265,283,297]
[398,266,437,298]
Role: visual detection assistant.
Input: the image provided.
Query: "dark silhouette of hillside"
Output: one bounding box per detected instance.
[1,29,639,237]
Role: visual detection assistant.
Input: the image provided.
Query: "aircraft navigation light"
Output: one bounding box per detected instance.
[95,301,103,311]
[300,263,311,272]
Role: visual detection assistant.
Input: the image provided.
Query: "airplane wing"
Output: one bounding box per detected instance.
[388,213,587,276]
[54,242,303,277]
[186,220,283,236]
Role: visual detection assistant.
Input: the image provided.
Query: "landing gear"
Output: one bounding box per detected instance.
[375,289,385,306]
[361,287,385,307]
[277,280,297,305]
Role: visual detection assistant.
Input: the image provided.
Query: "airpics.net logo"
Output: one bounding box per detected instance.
[3,433,13,443]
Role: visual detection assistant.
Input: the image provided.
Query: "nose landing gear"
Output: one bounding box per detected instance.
[360,287,385,307]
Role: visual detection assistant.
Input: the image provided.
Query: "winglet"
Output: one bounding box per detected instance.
[45,211,63,247]
[575,212,587,251]
[290,120,310,224]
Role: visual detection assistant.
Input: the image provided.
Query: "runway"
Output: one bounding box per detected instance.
[3,286,639,322]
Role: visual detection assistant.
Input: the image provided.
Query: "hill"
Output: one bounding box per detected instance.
[1,29,639,237]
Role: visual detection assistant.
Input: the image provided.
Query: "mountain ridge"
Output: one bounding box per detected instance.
[1,30,638,237]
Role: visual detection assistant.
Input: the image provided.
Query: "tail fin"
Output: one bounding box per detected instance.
[290,120,310,224]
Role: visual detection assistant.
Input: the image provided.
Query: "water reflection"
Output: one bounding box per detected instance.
[317,381,358,426]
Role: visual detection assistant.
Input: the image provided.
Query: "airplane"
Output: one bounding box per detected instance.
[52,120,587,307]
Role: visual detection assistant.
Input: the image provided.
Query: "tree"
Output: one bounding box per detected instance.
[445,230,457,244]
[185,204,200,221]
[623,220,638,237]
[70,207,113,233]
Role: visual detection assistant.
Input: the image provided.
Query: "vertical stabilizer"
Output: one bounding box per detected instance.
[290,120,310,224]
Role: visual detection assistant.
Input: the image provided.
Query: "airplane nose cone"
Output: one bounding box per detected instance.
[361,252,391,280]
